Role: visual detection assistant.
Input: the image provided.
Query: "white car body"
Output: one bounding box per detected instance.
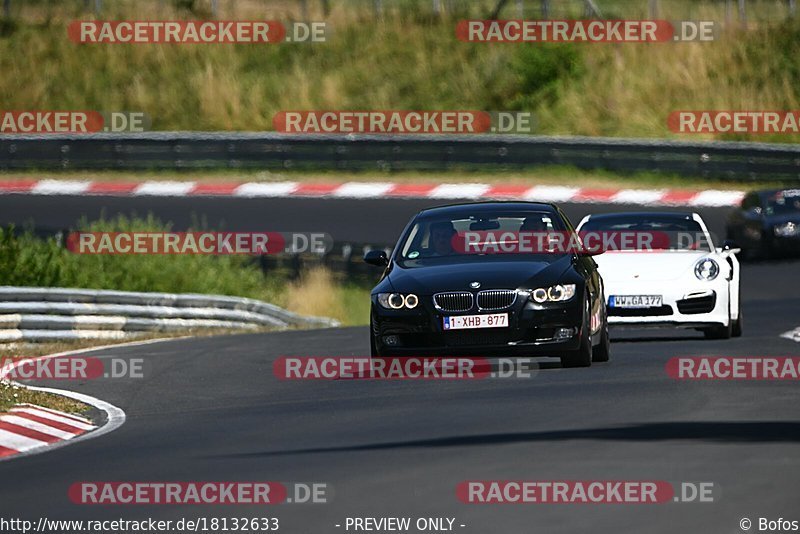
[576,212,741,333]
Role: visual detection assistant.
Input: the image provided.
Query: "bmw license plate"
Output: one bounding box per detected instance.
[443,313,508,330]
[609,295,662,308]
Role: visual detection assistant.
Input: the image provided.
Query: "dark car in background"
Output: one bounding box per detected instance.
[363,202,610,368]
[726,189,800,259]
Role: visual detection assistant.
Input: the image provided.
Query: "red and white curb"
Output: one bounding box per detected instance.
[0,180,745,207]
[0,338,177,461]
[0,403,95,458]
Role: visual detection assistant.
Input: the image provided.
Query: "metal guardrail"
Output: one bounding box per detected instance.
[1,132,799,181]
[0,286,339,342]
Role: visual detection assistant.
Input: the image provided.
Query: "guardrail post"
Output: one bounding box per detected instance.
[739,0,747,27]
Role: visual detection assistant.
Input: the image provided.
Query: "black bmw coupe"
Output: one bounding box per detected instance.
[726,188,800,259]
[364,202,610,368]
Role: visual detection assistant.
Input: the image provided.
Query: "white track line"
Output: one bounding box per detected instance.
[780,327,800,343]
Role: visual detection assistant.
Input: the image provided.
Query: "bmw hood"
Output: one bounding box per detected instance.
[384,256,574,294]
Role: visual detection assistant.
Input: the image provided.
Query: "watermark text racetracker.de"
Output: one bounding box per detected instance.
[1,356,145,380]
[67,232,333,255]
[69,21,327,44]
[669,111,800,134]
[456,20,717,42]
[68,481,328,504]
[0,111,149,133]
[274,356,537,380]
[447,230,715,255]
[458,480,717,504]
[273,111,535,134]
[667,357,800,380]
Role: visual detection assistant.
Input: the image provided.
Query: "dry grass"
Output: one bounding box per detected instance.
[2,1,798,142]
[0,382,88,414]
[279,266,371,326]
[540,32,800,142]
[284,266,346,321]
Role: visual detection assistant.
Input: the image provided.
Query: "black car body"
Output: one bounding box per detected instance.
[726,189,800,259]
[364,202,609,368]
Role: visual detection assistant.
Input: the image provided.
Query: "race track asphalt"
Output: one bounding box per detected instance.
[0,195,798,533]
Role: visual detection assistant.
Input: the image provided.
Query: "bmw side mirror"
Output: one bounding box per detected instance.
[364,249,389,266]
[722,239,741,254]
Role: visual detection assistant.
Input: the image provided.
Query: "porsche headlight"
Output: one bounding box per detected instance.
[377,293,419,310]
[774,222,799,237]
[529,284,576,303]
[694,258,719,281]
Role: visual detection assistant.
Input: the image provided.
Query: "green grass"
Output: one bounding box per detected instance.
[0,381,89,414]
[0,216,371,325]
[0,0,799,142]
[0,215,285,300]
[0,213,373,416]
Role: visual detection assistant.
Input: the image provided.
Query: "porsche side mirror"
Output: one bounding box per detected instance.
[722,239,741,254]
[364,249,389,266]
[578,246,604,257]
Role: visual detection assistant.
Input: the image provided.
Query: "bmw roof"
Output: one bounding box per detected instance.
[417,201,559,218]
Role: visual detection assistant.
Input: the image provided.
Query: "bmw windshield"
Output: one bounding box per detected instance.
[396,209,571,267]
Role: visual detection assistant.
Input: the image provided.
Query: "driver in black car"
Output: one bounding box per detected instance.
[427,221,457,256]
[520,216,548,232]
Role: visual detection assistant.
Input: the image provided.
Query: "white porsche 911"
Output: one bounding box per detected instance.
[576,212,742,339]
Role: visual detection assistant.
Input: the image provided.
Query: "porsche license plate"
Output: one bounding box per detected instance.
[443,313,508,330]
[609,295,663,308]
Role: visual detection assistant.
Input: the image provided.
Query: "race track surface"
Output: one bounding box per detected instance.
[0,195,798,532]
[0,195,733,245]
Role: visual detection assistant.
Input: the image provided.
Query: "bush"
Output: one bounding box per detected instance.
[0,216,283,301]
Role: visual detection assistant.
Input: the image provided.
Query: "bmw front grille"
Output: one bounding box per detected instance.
[433,292,474,312]
[433,290,517,312]
[476,289,517,311]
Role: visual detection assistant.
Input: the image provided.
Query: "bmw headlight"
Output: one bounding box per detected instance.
[529,284,576,303]
[377,293,419,310]
[694,258,719,281]
[774,222,799,237]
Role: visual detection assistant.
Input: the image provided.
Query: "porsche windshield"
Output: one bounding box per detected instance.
[766,190,800,215]
[580,214,714,252]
